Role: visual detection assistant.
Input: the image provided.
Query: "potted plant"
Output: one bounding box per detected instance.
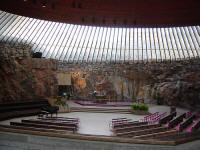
[131,103,149,115]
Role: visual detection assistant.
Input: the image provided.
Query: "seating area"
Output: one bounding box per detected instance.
[0,99,58,121]
[110,111,200,140]
[0,100,200,148]
[1,116,79,134]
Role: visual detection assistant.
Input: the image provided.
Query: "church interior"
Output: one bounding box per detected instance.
[0,0,200,150]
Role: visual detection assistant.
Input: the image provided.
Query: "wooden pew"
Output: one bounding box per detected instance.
[159,112,176,124]
[112,118,127,121]
[140,112,159,122]
[10,122,76,133]
[114,124,161,134]
[116,127,168,137]
[22,119,78,128]
[148,112,167,124]
[134,130,179,139]
[0,99,53,121]
[179,114,196,131]
[38,117,79,123]
[167,113,186,128]
[113,121,148,129]
[192,120,200,131]
[111,118,132,124]
[0,124,71,134]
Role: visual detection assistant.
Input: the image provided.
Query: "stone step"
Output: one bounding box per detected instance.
[70,107,132,114]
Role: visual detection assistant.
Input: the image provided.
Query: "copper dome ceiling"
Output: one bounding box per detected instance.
[0,0,200,27]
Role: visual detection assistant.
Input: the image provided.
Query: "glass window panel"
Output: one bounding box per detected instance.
[15,18,35,44]
[0,14,17,37]
[1,11,200,63]
[59,25,76,60]
[94,27,104,62]
[116,28,122,60]
[23,20,43,44]
[62,25,79,61]
[184,27,197,57]
[1,16,23,41]
[78,26,91,61]
[85,27,97,62]
[54,24,72,59]
[85,27,97,61]
[177,27,190,58]
[9,18,31,43]
[48,23,66,58]
[45,23,63,58]
[30,21,51,51]
[66,25,82,61]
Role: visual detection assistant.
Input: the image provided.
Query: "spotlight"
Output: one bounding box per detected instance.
[42,1,46,7]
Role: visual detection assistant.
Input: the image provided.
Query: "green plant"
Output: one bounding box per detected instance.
[96,96,103,99]
[139,104,149,111]
[131,103,139,110]
[54,96,66,107]
[131,103,149,111]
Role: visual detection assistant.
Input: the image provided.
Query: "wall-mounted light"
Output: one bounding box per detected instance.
[42,1,46,7]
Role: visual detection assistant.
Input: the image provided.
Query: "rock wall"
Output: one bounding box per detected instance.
[58,62,150,101]
[1,41,199,109]
[58,59,200,108]
[0,42,57,102]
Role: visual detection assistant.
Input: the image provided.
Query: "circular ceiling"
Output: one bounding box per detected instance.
[0,10,200,63]
[0,0,200,27]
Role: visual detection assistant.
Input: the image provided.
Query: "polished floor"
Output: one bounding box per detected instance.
[0,101,188,136]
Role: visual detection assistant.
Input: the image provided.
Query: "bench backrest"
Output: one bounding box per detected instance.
[159,112,176,124]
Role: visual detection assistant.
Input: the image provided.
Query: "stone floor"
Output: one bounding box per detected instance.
[1,101,200,150]
[0,100,189,136]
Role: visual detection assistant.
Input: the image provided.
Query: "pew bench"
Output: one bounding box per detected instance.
[134,130,179,140]
[167,113,186,129]
[159,112,176,124]
[21,119,79,128]
[0,124,70,134]
[113,124,161,134]
[113,121,148,129]
[116,127,168,137]
[179,114,196,131]
[10,121,77,133]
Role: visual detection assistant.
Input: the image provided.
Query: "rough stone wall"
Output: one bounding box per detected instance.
[0,42,57,102]
[1,41,199,109]
[58,62,150,101]
[58,59,200,108]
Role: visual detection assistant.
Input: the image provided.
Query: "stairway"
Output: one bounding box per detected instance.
[70,107,132,114]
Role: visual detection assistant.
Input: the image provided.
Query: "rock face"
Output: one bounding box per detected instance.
[58,62,148,101]
[1,42,200,109]
[0,42,57,102]
[58,59,200,108]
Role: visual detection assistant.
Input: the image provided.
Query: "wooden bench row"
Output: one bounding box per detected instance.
[10,121,77,133]
[140,112,159,122]
[113,124,161,134]
[159,112,176,124]
[113,121,147,129]
[116,127,169,137]
[148,112,167,124]
[179,114,196,131]
[134,130,179,140]
[22,119,78,128]
[38,117,79,123]
[0,124,70,134]
[192,120,200,131]
[0,99,57,121]
[167,113,186,128]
